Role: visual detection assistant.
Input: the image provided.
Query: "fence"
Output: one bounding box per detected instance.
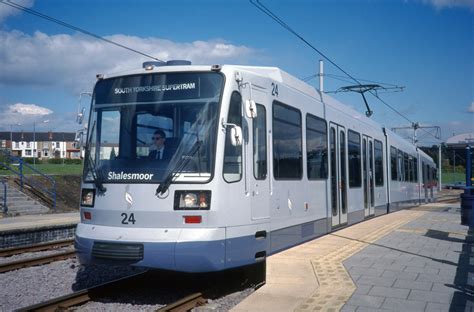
[0,149,56,210]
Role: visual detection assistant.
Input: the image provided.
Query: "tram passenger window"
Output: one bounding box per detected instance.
[404,153,409,182]
[306,114,327,180]
[390,146,397,181]
[223,92,243,183]
[273,101,302,179]
[428,166,432,186]
[253,104,267,180]
[423,163,427,185]
[374,140,384,186]
[398,150,404,181]
[348,130,361,187]
[413,157,418,182]
[408,155,413,182]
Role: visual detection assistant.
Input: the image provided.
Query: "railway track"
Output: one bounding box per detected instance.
[16,262,265,311]
[157,292,207,312]
[437,195,461,203]
[0,250,76,273]
[16,272,208,312]
[0,239,74,257]
[16,272,147,312]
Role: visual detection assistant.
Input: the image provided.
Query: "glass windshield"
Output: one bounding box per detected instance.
[84,72,223,184]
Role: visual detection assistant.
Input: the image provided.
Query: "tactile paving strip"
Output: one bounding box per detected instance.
[295,211,426,312]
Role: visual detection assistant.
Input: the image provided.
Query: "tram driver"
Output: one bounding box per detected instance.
[148,129,171,161]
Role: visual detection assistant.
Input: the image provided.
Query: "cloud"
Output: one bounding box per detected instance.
[0,0,34,22]
[8,103,52,115]
[421,0,474,10]
[0,102,54,131]
[468,102,474,113]
[0,30,256,93]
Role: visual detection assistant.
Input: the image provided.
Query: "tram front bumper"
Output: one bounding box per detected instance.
[75,223,226,272]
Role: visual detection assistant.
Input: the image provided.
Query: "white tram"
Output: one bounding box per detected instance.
[75,61,438,272]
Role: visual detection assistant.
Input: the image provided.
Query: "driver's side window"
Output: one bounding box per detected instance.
[99,110,120,160]
[223,91,243,183]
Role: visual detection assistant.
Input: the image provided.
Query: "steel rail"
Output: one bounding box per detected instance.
[16,272,148,312]
[18,289,92,312]
[156,292,207,312]
[0,239,74,257]
[437,195,461,203]
[0,250,76,273]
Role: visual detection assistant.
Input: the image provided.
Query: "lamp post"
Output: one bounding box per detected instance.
[33,120,49,166]
[10,123,21,152]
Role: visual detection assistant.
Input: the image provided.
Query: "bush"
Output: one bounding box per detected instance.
[23,157,41,164]
[47,158,83,165]
[65,159,83,165]
[47,158,63,164]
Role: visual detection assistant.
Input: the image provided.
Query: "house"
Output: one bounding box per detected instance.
[0,131,80,159]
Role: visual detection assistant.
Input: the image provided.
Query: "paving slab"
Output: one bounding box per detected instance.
[0,212,79,233]
[232,208,426,312]
[232,199,472,312]
[344,202,472,312]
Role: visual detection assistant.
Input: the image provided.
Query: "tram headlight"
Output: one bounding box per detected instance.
[184,193,198,207]
[174,191,211,210]
[81,189,95,207]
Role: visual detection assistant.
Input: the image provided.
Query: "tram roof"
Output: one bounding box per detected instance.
[100,64,420,149]
[226,65,383,128]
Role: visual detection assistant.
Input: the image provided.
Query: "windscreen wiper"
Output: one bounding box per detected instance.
[86,151,107,194]
[155,140,202,196]
[84,120,106,193]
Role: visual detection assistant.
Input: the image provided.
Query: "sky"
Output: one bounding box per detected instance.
[0,0,472,146]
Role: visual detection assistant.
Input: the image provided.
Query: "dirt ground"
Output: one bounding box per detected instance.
[52,175,82,212]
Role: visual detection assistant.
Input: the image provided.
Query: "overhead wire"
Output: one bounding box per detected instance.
[1,0,440,143]
[250,0,441,143]
[0,0,164,62]
[250,0,362,87]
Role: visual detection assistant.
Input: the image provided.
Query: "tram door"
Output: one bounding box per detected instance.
[330,124,348,227]
[362,136,375,217]
[422,162,428,203]
[246,96,270,220]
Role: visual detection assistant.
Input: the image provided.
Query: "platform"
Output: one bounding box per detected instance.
[0,212,79,248]
[232,201,472,312]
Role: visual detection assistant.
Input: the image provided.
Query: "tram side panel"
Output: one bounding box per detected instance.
[213,75,270,270]
[266,81,329,254]
[324,100,381,226]
[386,132,422,211]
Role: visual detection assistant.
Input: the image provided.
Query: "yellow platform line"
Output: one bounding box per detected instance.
[295,211,426,312]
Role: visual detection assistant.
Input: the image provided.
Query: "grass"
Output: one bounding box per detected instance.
[0,163,83,176]
[0,160,470,183]
[441,171,467,184]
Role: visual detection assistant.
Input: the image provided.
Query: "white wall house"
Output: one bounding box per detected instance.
[0,132,80,159]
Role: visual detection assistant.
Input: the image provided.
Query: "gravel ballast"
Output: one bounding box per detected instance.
[0,246,74,265]
[0,259,145,311]
[0,259,254,311]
